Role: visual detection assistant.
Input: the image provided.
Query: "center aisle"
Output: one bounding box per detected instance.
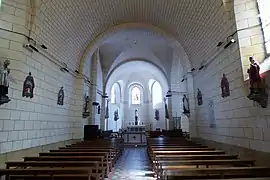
[108,147,156,180]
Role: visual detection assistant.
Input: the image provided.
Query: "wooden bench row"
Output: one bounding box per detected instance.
[2,138,124,180]
[147,137,270,180]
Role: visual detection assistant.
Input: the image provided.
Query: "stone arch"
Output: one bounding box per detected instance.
[79,23,191,80]
[105,58,169,89]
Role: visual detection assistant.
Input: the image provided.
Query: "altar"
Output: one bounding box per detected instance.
[123,125,146,145]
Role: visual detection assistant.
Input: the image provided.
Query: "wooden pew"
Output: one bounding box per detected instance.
[2,167,100,180]
[147,137,270,180]
[39,151,112,171]
[162,166,270,180]
[23,155,107,179]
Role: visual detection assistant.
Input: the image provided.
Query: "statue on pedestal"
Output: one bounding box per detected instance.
[197,88,203,105]
[83,94,90,118]
[0,60,11,106]
[22,72,35,98]
[183,94,190,116]
[135,109,138,125]
[57,87,64,105]
[105,99,109,119]
[154,109,159,120]
[247,56,268,108]
[114,109,119,121]
[221,74,230,98]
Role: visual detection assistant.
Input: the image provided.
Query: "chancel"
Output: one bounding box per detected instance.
[1,0,270,179]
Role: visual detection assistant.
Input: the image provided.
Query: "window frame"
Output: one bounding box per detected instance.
[257,0,270,56]
[131,86,141,105]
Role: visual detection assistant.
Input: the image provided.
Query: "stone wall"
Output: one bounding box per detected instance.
[0,0,84,154]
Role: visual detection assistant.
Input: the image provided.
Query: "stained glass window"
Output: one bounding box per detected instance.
[152,81,162,108]
[111,84,116,104]
[131,86,141,104]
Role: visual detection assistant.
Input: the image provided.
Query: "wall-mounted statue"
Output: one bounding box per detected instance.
[22,72,35,98]
[114,109,119,121]
[221,73,230,98]
[57,87,64,105]
[183,94,190,116]
[154,109,159,120]
[197,88,203,105]
[0,60,11,105]
[247,56,268,108]
[97,105,100,114]
[82,94,90,118]
[105,99,109,119]
[165,101,169,119]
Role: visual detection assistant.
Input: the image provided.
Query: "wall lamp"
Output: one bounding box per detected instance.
[224,36,236,49]
[199,65,204,70]
[166,90,172,98]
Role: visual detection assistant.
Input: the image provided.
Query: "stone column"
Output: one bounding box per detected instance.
[186,73,197,137]
[99,94,106,130]
[88,50,98,125]
[167,97,173,130]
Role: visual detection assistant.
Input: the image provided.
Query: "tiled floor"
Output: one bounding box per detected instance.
[108,146,156,180]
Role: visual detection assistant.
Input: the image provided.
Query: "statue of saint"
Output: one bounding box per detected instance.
[105,99,109,118]
[84,95,89,113]
[154,109,159,120]
[97,105,100,114]
[57,87,64,105]
[114,109,119,121]
[82,94,90,118]
[183,94,190,115]
[135,109,138,125]
[247,56,261,96]
[197,88,203,105]
[0,60,11,105]
[22,72,35,98]
[221,74,230,98]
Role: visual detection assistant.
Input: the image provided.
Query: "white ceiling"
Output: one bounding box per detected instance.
[35,0,227,72]
[106,61,169,94]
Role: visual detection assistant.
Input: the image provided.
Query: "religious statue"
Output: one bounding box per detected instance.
[114,109,119,121]
[182,94,190,116]
[82,94,90,118]
[221,73,230,98]
[97,105,100,114]
[154,109,159,120]
[0,60,11,105]
[22,72,35,98]
[57,87,64,105]
[105,99,109,119]
[135,109,138,125]
[247,56,268,108]
[247,56,261,96]
[165,100,169,119]
[197,88,203,105]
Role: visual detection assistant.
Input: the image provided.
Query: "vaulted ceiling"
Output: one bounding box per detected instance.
[35,0,227,72]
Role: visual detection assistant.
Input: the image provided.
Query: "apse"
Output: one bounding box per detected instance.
[105,60,169,131]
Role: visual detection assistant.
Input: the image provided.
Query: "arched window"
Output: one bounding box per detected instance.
[131,86,141,104]
[111,84,116,104]
[257,0,270,54]
[152,81,162,108]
